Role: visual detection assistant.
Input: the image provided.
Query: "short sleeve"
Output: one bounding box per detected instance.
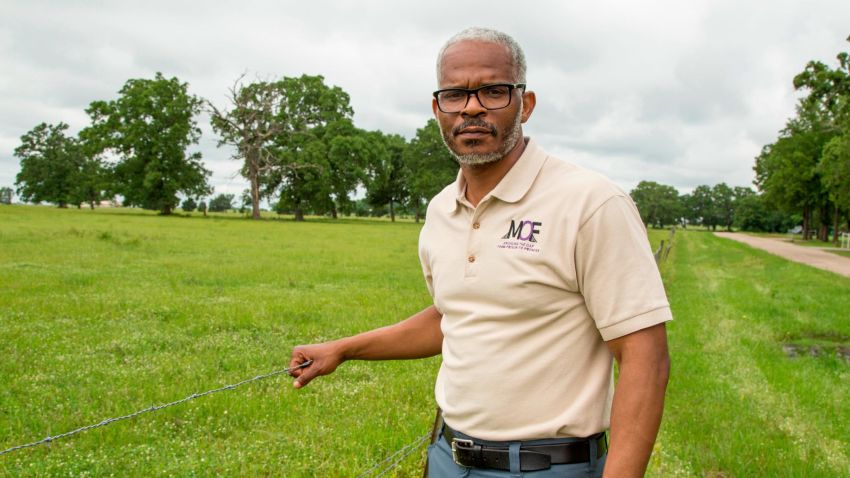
[419,243,434,299]
[575,195,672,341]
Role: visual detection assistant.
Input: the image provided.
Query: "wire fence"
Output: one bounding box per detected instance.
[0,361,312,457]
[356,433,430,478]
[654,227,676,265]
[1,358,429,476]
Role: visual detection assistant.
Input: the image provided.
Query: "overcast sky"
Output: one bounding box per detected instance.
[2,0,849,202]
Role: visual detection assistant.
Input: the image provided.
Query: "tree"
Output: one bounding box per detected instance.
[209,77,288,220]
[686,185,717,230]
[273,141,330,220]
[792,49,850,134]
[734,193,797,233]
[792,42,850,241]
[629,181,681,228]
[733,186,756,201]
[404,119,458,222]
[71,136,113,209]
[755,41,849,241]
[0,187,12,205]
[365,132,408,222]
[819,134,850,240]
[208,193,235,212]
[754,117,832,240]
[85,72,211,215]
[269,75,355,221]
[712,183,735,232]
[181,197,198,212]
[678,193,694,228]
[13,123,109,209]
[198,200,208,216]
[324,122,371,218]
[13,123,80,208]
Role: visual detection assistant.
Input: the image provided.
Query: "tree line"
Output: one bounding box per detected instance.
[12,38,848,231]
[629,180,796,232]
[11,73,458,221]
[631,37,850,240]
[754,37,850,242]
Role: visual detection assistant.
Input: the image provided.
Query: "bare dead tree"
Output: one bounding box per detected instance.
[208,74,286,220]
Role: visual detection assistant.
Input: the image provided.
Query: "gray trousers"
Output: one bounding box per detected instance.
[427,432,606,478]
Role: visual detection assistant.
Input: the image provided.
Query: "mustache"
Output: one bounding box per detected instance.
[452,119,497,136]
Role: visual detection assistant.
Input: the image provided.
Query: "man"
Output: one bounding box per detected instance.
[289,27,671,477]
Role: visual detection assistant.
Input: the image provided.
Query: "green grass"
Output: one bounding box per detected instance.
[2,208,848,476]
[0,205,436,477]
[647,230,850,477]
[789,238,843,248]
[164,208,424,223]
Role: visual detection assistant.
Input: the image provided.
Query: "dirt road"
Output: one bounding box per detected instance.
[714,232,850,278]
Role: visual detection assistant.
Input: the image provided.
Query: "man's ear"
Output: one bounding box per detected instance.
[521,91,536,123]
[432,97,439,118]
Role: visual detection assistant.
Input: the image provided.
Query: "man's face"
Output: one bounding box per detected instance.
[433,40,533,166]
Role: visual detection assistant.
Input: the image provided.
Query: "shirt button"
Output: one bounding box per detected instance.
[472,222,480,229]
[468,255,476,263]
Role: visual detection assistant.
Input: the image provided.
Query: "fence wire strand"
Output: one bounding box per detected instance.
[0,361,312,457]
[356,433,430,478]
[2,359,430,477]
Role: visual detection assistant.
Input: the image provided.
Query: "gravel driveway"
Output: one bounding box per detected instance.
[714,232,850,278]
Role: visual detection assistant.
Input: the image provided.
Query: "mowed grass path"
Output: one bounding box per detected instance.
[648,230,850,477]
[0,206,437,477]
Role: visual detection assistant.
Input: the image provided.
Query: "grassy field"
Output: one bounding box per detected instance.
[1,207,848,476]
[0,206,436,477]
[648,230,850,477]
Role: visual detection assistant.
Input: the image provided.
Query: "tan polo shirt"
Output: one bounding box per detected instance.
[418,138,672,441]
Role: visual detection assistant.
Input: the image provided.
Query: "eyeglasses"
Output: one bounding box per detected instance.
[433,83,526,113]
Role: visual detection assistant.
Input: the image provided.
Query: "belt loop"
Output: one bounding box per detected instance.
[509,442,521,477]
[587,435,598,472]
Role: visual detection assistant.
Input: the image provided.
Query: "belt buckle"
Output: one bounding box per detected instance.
[451,438,474,465]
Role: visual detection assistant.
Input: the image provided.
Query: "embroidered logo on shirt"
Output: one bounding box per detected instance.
[498,219,542,252]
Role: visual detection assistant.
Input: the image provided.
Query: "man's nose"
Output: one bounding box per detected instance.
[461,92,486,116]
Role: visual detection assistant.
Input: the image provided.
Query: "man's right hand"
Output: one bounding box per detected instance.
[287,305,443,389]
[289,342,345,389]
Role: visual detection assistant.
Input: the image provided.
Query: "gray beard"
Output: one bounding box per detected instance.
[443,106,523,166]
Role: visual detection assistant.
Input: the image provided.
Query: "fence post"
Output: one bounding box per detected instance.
[654,240,665,265]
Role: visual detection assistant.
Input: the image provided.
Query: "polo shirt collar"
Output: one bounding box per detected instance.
[448,138,547,214]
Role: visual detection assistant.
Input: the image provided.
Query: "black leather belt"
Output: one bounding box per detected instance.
[442,426,607,472]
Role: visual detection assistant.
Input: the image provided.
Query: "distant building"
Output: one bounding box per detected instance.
[79,198,123,208]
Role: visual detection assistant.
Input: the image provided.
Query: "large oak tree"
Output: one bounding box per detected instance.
[85,72,210,215]
[267,75,355,221]
[755,39,850,241]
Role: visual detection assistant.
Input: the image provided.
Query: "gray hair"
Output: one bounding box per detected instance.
[436,27,527,84]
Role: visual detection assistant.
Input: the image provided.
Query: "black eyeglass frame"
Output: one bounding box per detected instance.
[432,83,527,113]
